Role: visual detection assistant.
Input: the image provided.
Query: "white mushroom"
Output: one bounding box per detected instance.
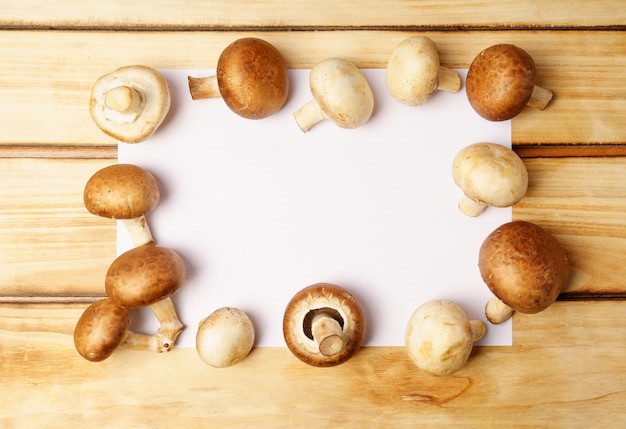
[452,142,528,217]
[386,36,461,106]
[196,307,255,368]
[90,65,171,143]
[405,299,486,376]
[293,58,374,132]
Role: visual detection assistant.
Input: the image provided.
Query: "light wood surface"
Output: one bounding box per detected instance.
[2,2,626,427]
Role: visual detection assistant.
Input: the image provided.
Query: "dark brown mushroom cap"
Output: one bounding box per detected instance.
[282,283,366,367]
[478,221,569,314]
[73,298,132,362]
[217,37,289,119]
[83,163,160,219]
[105,243,187,309]
[466,44,536,121]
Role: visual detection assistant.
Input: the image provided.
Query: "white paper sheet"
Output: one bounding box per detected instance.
[117,68,513,348]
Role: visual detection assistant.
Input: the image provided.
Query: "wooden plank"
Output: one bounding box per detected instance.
[2,156,626,299]
[1,0,624,29]
[0,30,624,147]
[1,300,625,427]
[0,158,115,298]
[515,157,626,297]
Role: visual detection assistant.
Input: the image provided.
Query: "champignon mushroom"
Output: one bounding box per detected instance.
[465,44,553,121]
[196,307,255,368]
[188,37,289,119]
[105,243,187,352]
[386,36,461,106]
[293,58,374,132]
[90,65,171,143]
[74,298,133,362]
[283,282,366,367]
[479,220,570,324]
[452,142,528,217]
[83,163,160,247]
[405,299,486,376]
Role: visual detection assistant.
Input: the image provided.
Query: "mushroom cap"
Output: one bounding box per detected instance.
[309,58,374,129]
[466,44,536,121]
[386,36,440,106]
[83,163,160,219]
[74,298,132,362]
[283,282,366,367]
[89,65,171,143]
[196,307,255,368]
[105,243,187,309]
[217,37,289,119]
[479,221,570,314]
[452,142,528,208]
[405,299,476,376]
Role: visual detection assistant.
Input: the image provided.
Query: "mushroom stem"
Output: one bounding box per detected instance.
[311,312,345,357]
[526,85,554,110]
[485,296,515,324]
[188,75,221,100]
[469,319,487,342]
[122,215,154,247]
[458,195,488,217]
[293,98,326,132]
[118,298,184,353]
[104,85,144,117]
[438,67,462,93]
[120,330,163,352]
[149,297,185,351]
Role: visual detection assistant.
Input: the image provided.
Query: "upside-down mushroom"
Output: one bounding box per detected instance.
[293,58,374,132]
[90,65,171,143]
[105,243,187,352]
[188,37,289,119]
[465,44,553,121]
[405,299,486,376]
[83,163,160,247]
[196,307,255,368]
[452,142,528,217]
[479,221,570,324]
[283,283,366,367]
[386,36,461,106]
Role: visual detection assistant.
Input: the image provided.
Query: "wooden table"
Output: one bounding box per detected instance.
[2,2,626,427]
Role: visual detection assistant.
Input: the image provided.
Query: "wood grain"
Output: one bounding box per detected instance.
[2,0,624,29]
[1,301,625,427]
[0,158,115,298]
[0,30,624,147]
[2,2,626,427]
[3,157,626,299]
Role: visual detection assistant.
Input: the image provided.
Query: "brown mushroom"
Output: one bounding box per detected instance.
[74,298,133,362]
[188,37,289,119]
[405,299,486,376]
[90,65,171,143]
[465,44,553,121]
[105,243,187,352]
[283,282,366,367]
[83,163,160,247]
[479,221,570,324]
[196,307,255,368]
[386,36,461,106]
[293,58,374,132]
[452,142,528,217]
